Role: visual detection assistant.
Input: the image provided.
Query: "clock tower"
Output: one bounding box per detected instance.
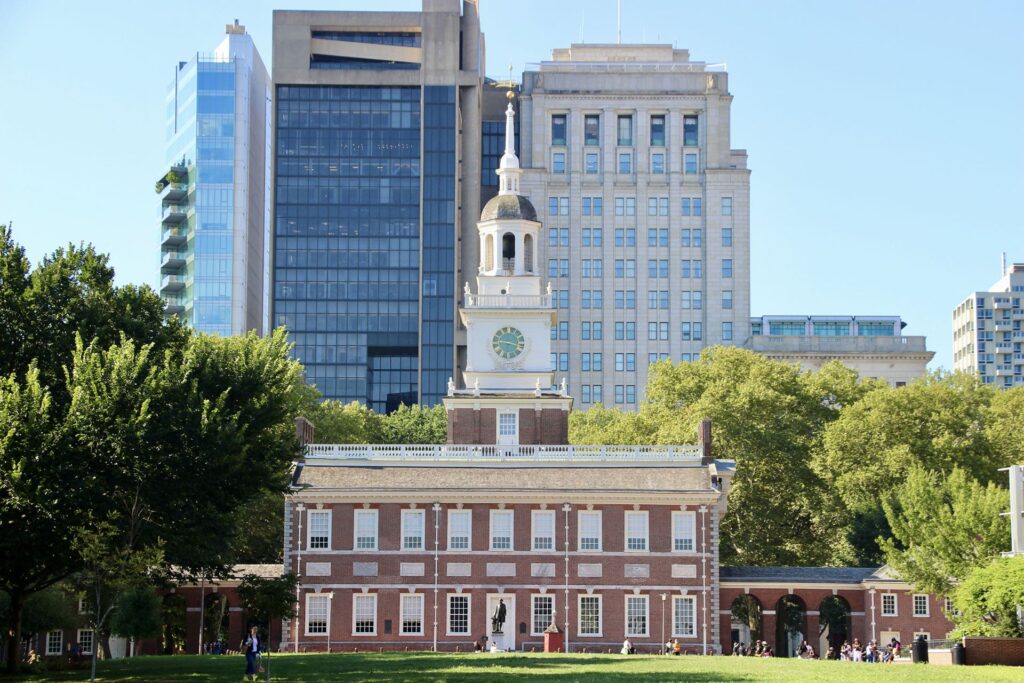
[443,90,571,445]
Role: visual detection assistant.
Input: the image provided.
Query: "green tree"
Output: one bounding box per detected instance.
[571,348,880,566]
[952,555,1024,637]
[236,573,299,683]
[881,465,1008,596]
[109,587,162,656]
[73,519,163,682]
[379,403,447,444]
[819,372,1006,515]
[0,586,78,652]
[0,366,65,669]
[302,398,381,444]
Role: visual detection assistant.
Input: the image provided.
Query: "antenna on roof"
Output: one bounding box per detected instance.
[580,6,585,43]
[617,0,621,44]
[1003,251,1008,276]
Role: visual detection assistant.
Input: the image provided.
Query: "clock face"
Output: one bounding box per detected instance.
[491,326,526,359]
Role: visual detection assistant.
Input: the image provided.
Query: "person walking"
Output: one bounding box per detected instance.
[242,626,259,682]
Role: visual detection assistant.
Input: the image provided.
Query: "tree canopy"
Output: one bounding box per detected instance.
[952,555,1024,637]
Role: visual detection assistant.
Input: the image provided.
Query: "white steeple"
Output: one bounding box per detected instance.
[497,91,523,196]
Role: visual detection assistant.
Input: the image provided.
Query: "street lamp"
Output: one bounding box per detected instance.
[327,592,334,654]
[660,593,668,654]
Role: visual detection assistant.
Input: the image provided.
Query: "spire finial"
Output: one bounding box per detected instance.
[496,68,521,195]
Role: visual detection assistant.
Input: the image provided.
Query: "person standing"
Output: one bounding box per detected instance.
[242,626,259,682]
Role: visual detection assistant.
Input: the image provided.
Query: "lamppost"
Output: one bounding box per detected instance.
[660,593,667,654]
[327,592,334,654]
[295,503,305,654]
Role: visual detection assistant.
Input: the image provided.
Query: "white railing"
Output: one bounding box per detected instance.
[464,293,553,308]
[304,443,704,462]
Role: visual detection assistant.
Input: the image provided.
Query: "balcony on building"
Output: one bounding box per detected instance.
[163,300,185,316]
[994,321,1014,331]
[160,274,186,293]
[463,291,553,309]
[161,203,187,226]
[159,181,188,204]
[161,226,187,248]
[160,250,187,273]
[995,365,1014,377]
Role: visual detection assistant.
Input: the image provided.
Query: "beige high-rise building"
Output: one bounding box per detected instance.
[518,45,750,409]
[953,261,1024,389]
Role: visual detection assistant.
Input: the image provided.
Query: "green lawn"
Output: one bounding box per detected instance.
[12,652,1022,682]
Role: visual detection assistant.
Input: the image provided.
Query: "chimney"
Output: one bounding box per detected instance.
[295,416,316,447]
[698,418,712,464]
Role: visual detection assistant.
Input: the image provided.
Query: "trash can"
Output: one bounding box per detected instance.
[911,635,929,664]
[951,642,965,665]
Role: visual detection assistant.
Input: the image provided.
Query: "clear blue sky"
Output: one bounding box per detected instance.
[1,0,1021,370]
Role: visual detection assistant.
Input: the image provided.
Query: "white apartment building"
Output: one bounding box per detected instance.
[518,44,750,409]
[749,315,933,387]
[953,262,1024,389]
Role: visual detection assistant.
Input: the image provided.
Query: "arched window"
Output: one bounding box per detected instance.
[502,233,516,273]
[523,234,534,273]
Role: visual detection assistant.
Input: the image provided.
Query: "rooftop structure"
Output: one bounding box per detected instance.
[748,315,933,387]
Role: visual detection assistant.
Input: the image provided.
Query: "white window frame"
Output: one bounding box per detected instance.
[447,509,472,551]
[531,510,556,552]
[447,593,471,636]
[912,594,929,617]
[578,594,603,637]
[672,511,696,553]
[77,628,94,655]
[881,593,897,617]
[625,595,649,637]
[578,510,603,552]
[353,509,378,551]
[944,597,955,614]
[305,593,330,636]
[307,509,332,550]
[531,594,555,636]
[352,593,377,636]
[400,593,425,636]
[490,509,514,551]
[78,596,87,615]
[401,509,426,551]
[45,630,62,656]
[672,596,697,638]
[624,511,649,552]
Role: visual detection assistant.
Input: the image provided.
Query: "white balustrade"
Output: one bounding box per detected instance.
[304,443,703,462]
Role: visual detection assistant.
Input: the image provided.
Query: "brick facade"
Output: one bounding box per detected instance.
[447,407,568,445]
[286,500,717,653]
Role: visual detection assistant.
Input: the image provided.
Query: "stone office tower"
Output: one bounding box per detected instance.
[271,0,483,411]
[518,45,751,409]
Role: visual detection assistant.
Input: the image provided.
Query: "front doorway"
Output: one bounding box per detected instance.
[486,594,516,651]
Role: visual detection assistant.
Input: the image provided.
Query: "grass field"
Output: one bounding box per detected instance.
[12,651,1022,682]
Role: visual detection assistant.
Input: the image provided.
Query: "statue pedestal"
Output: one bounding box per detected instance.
[543,624,563,653]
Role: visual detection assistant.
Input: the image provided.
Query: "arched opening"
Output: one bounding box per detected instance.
[729,595,762,653]
[818,595,852,659]
[483,234,494,272]
[774,595,807,658]
[202,593,230,654]
[523,234,534,273]
[501,232,515,273]
[160,593,187,655]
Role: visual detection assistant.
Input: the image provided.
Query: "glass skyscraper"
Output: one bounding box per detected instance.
[272,2,483,411]
[159,22,270,336]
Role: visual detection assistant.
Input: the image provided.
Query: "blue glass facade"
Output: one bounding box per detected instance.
[274,85,427,408]
[161,58,240,336]
[419,86,457,406]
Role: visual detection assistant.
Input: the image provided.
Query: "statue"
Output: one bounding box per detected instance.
[491,598,507,633]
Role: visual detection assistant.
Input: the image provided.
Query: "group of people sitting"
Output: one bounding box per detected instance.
[730,640,777,657]
[828,637,901,663]
[731,637,902,662]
